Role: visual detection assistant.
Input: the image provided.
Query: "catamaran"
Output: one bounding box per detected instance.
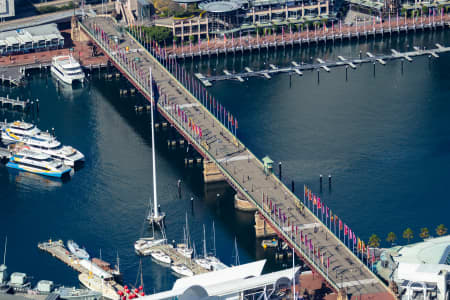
[1,120,85,167]
[146,68,166,226]
[7,149,71,178]
[51,55,85,84]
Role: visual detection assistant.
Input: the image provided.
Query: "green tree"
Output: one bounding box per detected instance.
[142,26,173,44]
[422,5,428,15]
[401,7,407,16]
[189,35,195,43]
[436,224,448,236]
[368,234,381,248]
[419,227,429,240]
[403,228,414,243]
[386,232,397,246]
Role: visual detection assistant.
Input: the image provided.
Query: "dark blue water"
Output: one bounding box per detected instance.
[1,29,449,293]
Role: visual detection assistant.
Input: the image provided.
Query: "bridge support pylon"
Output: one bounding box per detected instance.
[234,193,257,211]
[254,211,277,237]
[202,159,226,183]
[337,289,349,300]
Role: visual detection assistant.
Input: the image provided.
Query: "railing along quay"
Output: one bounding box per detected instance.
[80,16,396,299]
[167,14,450,59]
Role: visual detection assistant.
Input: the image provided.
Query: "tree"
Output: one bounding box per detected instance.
[422,5,428,15]
[142,26,173,44]
[403,228,414,243]
[189,35,195,43]
[368,234,380,248]
[436,224,448,236]
[401,7,407,16]
[419,227,429,240]
[386,232,397,246]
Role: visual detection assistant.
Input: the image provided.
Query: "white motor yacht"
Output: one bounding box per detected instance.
[1,121,85,167]
[6,149,71,178]
[170,264,193,277]
[67,240,89,260]
[150,250,171,265]
[134,238,167,256]
[51,55,85,84]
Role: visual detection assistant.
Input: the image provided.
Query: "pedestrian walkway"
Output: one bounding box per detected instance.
[80,16,396,299]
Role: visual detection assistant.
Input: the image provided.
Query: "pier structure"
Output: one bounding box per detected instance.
[166,14,450,59]
[196,44,450,84]
[37,240,126,299]
[0,95,31,110]
[80,16,397,299]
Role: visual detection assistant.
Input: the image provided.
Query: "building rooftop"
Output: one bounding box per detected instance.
[0,23,63,47]
[199,0,243,12]
[388,235,450,265]
[0,0,15,19]
[143,259,300,299]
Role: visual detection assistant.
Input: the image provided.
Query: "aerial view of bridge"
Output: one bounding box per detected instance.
[78,15,399,299]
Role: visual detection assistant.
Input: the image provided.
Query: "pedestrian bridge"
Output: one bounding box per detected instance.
[80,16,396,299]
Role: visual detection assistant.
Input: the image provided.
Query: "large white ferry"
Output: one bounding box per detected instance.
[1,121,84,167]
[6,149,71,178]
[51,55,85,84]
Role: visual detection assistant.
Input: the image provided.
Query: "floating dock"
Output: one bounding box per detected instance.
[0,95,31,110]
[38,240,126,300]
[140,243,210,276]
[197,44,450,85]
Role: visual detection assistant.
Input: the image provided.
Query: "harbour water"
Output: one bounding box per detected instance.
[1,29,450,294]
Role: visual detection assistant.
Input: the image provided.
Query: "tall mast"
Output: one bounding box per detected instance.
[212,222,216,257]
[203,225,207,258]
[3,236,6,265]
[150,67,158,219]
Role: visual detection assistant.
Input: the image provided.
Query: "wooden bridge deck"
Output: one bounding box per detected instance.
[80,16,395,299]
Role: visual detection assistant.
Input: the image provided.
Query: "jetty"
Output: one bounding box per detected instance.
[143,244,210,276]
[80,16,396,299]
[196,44,450,85]
[0,95,31,110]
[38,240,126,299]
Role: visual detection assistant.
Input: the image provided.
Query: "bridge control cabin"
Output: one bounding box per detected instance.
[262,156,273,174]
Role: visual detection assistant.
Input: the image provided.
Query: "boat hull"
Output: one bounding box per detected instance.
[51,66,85,85]
[6,162,70,178]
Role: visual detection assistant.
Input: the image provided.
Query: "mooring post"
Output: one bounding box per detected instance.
[345,66,348,82]
[291,180,295,193]
[279,162,282,180]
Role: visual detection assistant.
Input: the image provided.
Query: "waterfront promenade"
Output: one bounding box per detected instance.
[80,16,395,299]
[167,14,450,58]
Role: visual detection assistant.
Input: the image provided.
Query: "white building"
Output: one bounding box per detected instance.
[143,259,301,300]
[377,235,450,300]
[0,23,64,55]
[0,0,15,19]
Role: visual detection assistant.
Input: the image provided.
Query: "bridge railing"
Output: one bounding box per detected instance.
[80,18,390,293]
[122,25,386,284]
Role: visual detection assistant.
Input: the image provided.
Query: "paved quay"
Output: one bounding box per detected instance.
[167,14,450,58]
[80,16,396,299]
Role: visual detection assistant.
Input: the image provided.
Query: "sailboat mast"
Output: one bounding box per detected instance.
[203,225,207,258]
[3,236,7,265]
[212,222,216,257]
[150,67,158,218]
